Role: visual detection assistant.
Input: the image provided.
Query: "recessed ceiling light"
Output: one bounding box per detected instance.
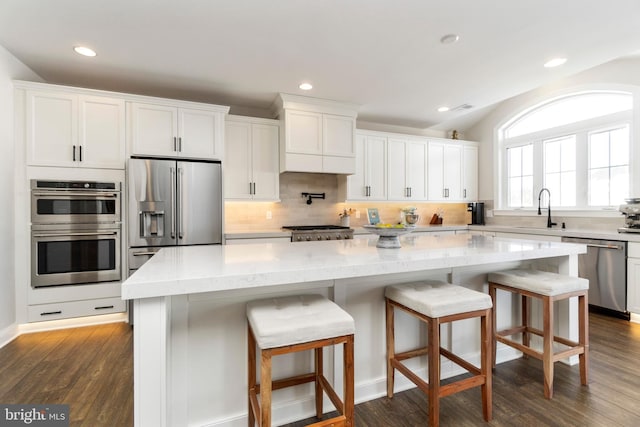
[544,57,567,68]
[440,34,460,45]
[437,106,450,112]
[299,82,313,90]
[74,46,97,57]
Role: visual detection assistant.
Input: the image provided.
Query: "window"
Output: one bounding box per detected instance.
[500,91,632,210]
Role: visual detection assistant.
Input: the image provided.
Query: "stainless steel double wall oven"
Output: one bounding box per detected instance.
[30,180,122,287]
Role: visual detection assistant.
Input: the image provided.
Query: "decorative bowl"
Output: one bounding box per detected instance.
[363,225,414,248]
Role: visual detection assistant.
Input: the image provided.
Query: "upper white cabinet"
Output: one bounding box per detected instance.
[346,133,387,200]
[273,94,358,174]
[462,145,478,201]
[428,140,479,201]
[130,102,225,160]
[387,138,428,201]
[225,116,279,201]
[26,90,125,169]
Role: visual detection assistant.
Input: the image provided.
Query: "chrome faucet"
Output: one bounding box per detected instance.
[538,188,557,228]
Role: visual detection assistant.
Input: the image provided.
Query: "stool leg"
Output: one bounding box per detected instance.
[542,296,554,399]
[261,350,273,426]
[579,292,589,386]
[522,294,530,358]
[488,284,497,368]
[344,336,355,427]
[428,317,440,427]
[248,326,256,427]
[315,347,323,419]
[481,309,493,421]
[385,298,396,398]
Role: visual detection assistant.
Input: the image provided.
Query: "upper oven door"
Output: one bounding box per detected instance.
[31,187,120,225]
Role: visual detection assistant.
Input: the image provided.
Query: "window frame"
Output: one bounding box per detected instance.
[497,91,633,214]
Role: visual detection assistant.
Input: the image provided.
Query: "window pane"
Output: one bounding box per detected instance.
[561,137,576,171]
[589,168,609,206]
[610,126,629,166]
[509,177,522,207]
[545,172,560,203]
[508,147,521,177]
[545,140,560,173]
[506,92,632,138]
[610,166,629,205]
[560,171,576,206]
[522,144,533,176]
[590,131,610,168]
[522,176,533,207]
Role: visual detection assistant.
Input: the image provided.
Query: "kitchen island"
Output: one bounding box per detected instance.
[122,233,586,427]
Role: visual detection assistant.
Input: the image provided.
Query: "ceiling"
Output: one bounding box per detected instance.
[2,0,640,132]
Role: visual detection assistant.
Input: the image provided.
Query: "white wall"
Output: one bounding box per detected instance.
[466,57,640,203]
[0,44,42,341]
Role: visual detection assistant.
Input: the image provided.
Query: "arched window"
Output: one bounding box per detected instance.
[499,91,632,209]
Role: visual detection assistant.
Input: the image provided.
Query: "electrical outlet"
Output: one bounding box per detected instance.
[266,210,272,220]
[355,210,360,219]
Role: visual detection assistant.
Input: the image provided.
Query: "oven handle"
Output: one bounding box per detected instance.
[32,191,119,198]
[32,231,118,237]
[132,251,159,256]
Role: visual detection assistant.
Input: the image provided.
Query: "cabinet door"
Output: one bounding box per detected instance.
[285,109,322,154]
[179,108,222,160]
[79,96,125,169]
[406,141,428,200]
[130,103,178,157]
[251,124,279,200]
[366,136,387,200]
[627,257,640,314]
[387,138,408,200]
[427,143,445,200]
[444,145,463,200]
[26,90,78,167]
[224,121,253,199]
[462,145,478,201]
[323,114,355,157]
[347,134,367,200]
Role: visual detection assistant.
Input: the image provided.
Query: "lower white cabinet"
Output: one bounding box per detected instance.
[27,297,126,323]
[627,243,640,314]
[225,116,280,201]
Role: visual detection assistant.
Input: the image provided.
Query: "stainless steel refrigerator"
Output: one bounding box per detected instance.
[127,157,223,275]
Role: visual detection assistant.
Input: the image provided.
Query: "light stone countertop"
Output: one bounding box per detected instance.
[472,225,640,242]
[122,233,586,300]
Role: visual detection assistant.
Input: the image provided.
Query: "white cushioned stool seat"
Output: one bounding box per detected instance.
[488,269,588,296]
[385,280,492,318]
[246,294,355,349]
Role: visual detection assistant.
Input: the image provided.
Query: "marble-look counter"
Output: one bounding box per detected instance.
[124,234,586,427]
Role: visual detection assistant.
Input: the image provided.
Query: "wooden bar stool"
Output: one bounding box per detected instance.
[488,269,589,399]
[385,280,493,427]
[246,294,355,427]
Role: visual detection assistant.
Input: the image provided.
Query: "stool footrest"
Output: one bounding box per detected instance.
[496,331,585,362]
[307,415,347,427]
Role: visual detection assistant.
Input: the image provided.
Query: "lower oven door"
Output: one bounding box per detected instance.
[31,226,121,287]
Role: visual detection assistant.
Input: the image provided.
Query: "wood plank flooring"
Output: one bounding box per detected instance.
[1,313,640,426]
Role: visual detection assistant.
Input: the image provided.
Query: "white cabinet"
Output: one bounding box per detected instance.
[225,116,279,201]
[427,140,478,202]
[26,90,125,169]
[462,145,478,201]
[387,138,428,201]
[130,102,225,160]
[275,94,358,174]
[27,297,126,323]
[346,134,387,200]
[627,243,640,314]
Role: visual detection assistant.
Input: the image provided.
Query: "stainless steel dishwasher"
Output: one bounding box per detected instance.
[561,237,628,319]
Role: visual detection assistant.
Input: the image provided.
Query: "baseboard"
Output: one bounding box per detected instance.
[0,323,19,349]
[17,313,128,336]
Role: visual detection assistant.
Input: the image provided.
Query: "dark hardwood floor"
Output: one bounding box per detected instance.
[1,313,640,426]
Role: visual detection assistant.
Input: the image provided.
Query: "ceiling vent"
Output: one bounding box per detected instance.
[451,104,473,111]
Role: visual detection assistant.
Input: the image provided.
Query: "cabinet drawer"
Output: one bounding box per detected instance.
[628,242,640,258]
[28,297,126,323]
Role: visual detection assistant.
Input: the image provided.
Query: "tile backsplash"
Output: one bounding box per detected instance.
[225,172,470,231]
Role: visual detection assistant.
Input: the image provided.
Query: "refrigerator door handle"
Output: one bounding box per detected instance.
[170,167,176,239]
[177,167,184,239]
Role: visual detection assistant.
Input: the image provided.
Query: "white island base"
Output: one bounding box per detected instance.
[123,234,586,427]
